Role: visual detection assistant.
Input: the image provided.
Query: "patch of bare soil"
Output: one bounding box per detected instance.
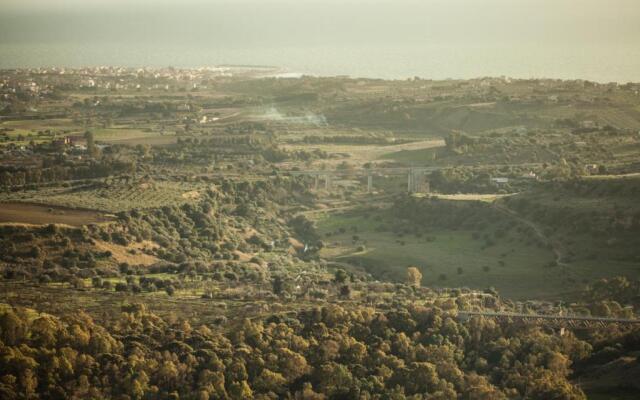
[93,240,160,266]
[181,191,201,199]
[0,202,113,226]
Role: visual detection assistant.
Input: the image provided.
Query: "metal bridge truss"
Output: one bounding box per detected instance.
[457,311,640,329]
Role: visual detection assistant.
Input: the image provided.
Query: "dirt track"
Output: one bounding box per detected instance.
[0,202,113,226]
[492,200,567,266]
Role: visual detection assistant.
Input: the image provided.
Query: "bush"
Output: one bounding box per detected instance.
[28,246,42,258]
[72,278,85,289]
[92,277,103,288]
[115,282,129,292]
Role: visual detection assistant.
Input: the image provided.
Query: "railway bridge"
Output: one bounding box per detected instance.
[457,311,640,329]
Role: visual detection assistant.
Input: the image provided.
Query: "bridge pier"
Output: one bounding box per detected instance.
[407,169,429,194]
[288,167,437,194]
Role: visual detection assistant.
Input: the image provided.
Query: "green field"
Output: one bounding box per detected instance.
[0,120,72,146]
[0,119,174,147]
[316,211,563,299]
[379,146,439,165]
[317,188,640,300]
[93,127,173,145]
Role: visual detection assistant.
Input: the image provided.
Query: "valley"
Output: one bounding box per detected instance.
[1,68,640,399]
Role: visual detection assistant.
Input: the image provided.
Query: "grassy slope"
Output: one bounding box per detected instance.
[316,181,640,300]
[316,212,561,300]
[500,178,640,293]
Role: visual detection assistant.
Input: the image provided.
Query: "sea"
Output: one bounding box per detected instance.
[2,42,639,83]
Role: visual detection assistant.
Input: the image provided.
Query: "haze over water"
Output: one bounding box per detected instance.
[2,0,639,82]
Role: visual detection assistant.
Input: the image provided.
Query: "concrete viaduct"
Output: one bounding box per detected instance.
[286,166,442,193]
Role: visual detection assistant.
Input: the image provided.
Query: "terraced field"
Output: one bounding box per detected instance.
[0,181,207,212]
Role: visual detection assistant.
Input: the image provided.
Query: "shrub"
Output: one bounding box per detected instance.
[115,282,129,292]
[92,277,103,288]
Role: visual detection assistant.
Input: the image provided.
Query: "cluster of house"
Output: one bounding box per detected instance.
[0,76,56,102]
[51,135,86,150]
[0,66,267,95]
[490,171,539,186]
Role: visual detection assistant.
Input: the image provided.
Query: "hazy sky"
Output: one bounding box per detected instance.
[1,0,639,80]
[2,0,639,46]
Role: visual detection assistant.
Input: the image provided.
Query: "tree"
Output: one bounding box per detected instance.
[84,130,97,157]
[30,315,59,347]
[339,285,351,299]
[228,381,253,399]
[0,310,26,345]
[92,276,103,289]
[334,269,348,284]
[272,276,285,295]
[294,383,324,400]
[315,362,354,398]
[28,245,41,258]
[254,369,286,393]
[407,266,422,287]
